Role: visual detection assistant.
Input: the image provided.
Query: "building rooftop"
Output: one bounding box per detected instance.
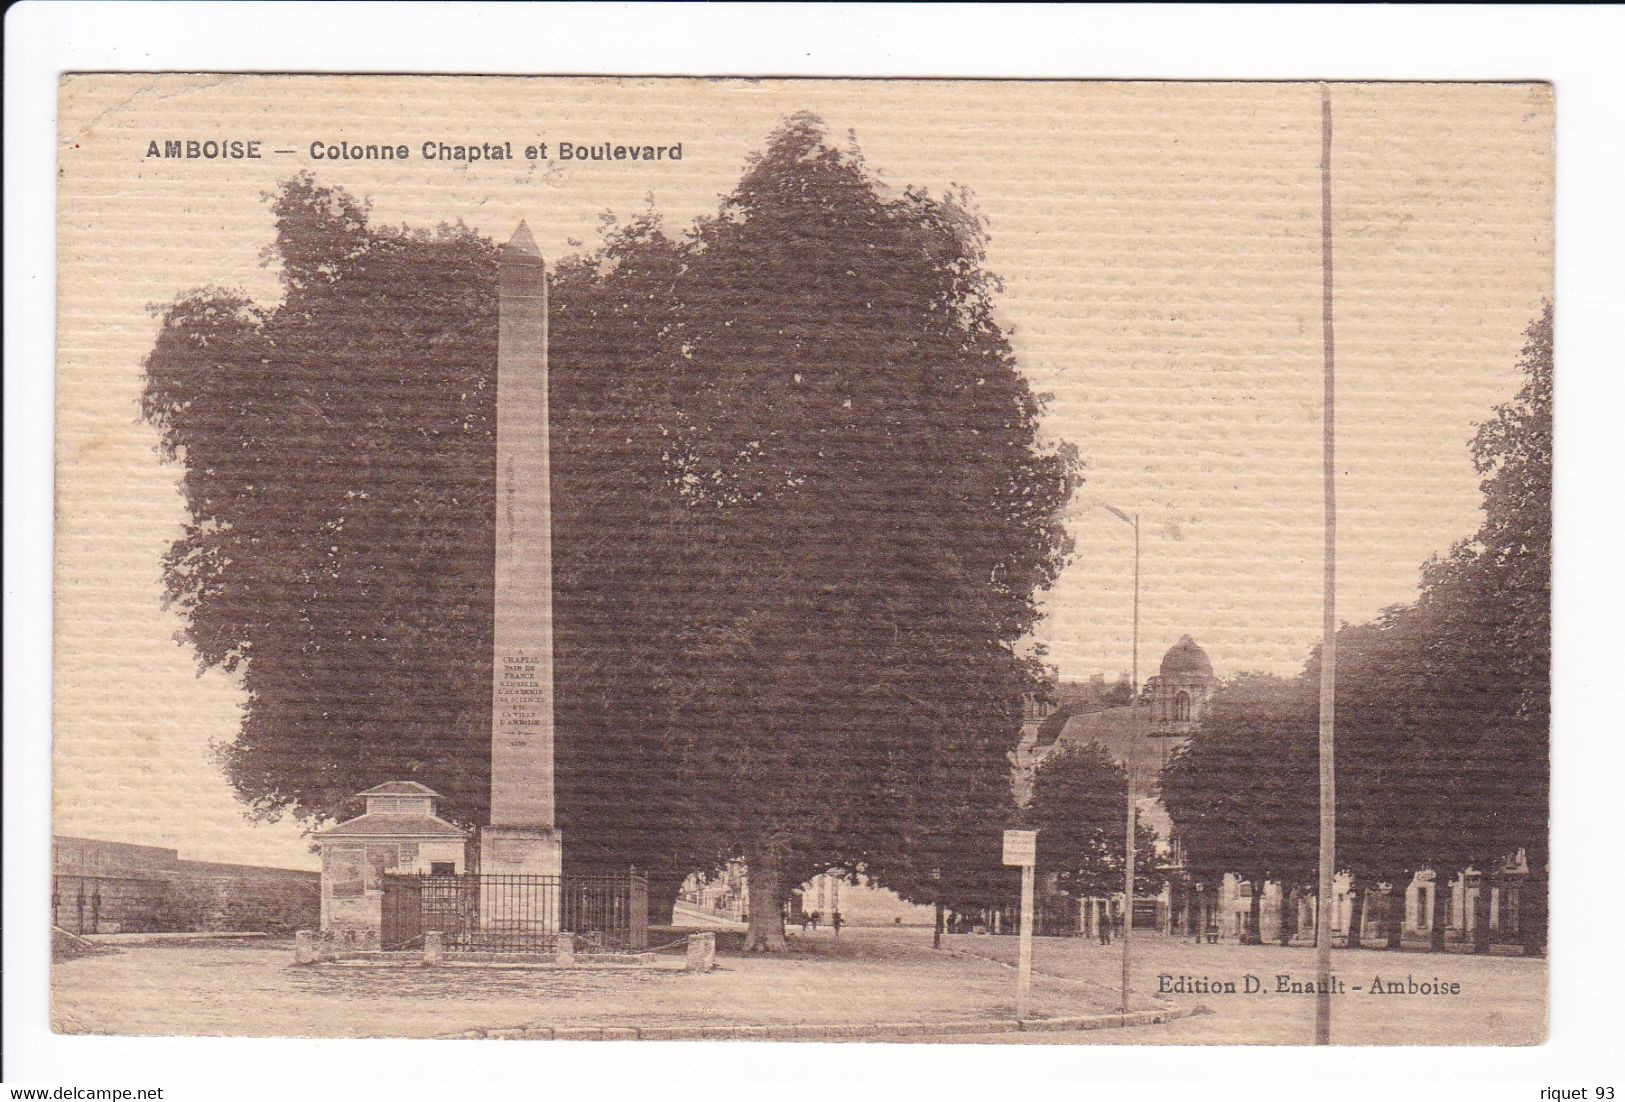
[1052,706,1162,782]
[1043,707,1174,840]
[1160,635,1214,679]
[315,813,467,840]
[355,781,443,798]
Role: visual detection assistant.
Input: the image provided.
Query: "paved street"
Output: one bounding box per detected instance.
[50,926,1542,1043]
[51,928,1135,1039]
[937,931,1546,1045]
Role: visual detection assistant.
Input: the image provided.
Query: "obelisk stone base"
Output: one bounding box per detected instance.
[479,826,563,934]
[479,826,563,877]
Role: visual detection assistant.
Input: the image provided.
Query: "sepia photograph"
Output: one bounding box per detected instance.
[41,73,1557,1053]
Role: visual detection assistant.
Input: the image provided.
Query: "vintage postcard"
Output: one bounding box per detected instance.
[52,75,1551,1045]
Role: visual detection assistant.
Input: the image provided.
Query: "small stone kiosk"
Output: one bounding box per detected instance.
[313,782,469,946]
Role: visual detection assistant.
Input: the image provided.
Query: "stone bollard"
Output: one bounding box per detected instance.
[555,931,576,968]
[686,931,716,973]
[294,930,320,965]
[423,930,444,966]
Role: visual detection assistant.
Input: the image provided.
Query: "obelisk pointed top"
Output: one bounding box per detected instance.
[503,220,543,261]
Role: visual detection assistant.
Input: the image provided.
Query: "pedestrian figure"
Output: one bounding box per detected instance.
[810,910,821,931]
[832,910,844,936]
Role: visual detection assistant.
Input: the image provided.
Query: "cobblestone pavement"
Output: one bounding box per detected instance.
[933,932,1546,1045]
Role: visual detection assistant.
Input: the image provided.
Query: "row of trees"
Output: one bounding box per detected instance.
[141,115,1079,950]
[1161,307,1551,954]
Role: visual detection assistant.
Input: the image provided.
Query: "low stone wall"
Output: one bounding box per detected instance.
[155,872,320,934]
[52,875,169,933]
[54,836,319,935]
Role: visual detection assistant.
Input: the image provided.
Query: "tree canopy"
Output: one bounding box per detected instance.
[141,115,1079,947]
[1027,742,1161,898]
[637,114,1078,946]
[1159,677,1319,883]
[142,178,502,827]
[1158,306,1551,952]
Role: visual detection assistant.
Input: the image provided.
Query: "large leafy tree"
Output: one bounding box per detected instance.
[1457,304,1552,725]
[1027,742,1160,898]
[549,213,734,909]
[1159,675,1319,944]
[1316,611,1436,948]
[848,657,1040,937]
[142,179,501,826]
[1385,304,1550,951]
[142,115,1077,949]
[141,177,722,913]
[651,115,1077,949]
[1330,305,1550,952]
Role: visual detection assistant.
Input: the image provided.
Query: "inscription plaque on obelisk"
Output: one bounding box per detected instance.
[479,221,563,887]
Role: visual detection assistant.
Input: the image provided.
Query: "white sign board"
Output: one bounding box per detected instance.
[1002,829,1037,867]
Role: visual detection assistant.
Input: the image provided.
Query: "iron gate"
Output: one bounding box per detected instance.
[380,875,423,949]
[382,872,648,953]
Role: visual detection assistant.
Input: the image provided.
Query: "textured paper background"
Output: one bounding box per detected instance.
[52,75,1551,1041]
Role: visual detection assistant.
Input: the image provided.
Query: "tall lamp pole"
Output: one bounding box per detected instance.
[1095,503,1139,1016]
[1314,82,1339,1047]
[1058,499,1140,1016]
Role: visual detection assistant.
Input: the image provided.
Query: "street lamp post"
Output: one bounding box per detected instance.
[1056,498,1141,1015]
[1092,503,1139,1016]
[1314,81,1339,1048]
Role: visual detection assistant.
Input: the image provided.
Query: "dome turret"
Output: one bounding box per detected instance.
[1160,635,1213,680]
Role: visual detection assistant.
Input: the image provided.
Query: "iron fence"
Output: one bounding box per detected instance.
[381,872,648,953]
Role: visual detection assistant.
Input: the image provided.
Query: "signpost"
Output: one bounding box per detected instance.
[1003,829,1038,1020]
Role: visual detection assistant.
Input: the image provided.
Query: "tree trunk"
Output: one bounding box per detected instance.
[1386,881,1406,949]
[1277,882,1296,946]
[1430,871,1453,952]
[1247,884,1264,946]
[1346,886,1365,949]
[1473,875,1494,954]
[743,843,789,952]
[646,869,684,928]
[933,901,945,950]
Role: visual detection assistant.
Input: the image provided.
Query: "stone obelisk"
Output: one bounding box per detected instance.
[479,221,563,887]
